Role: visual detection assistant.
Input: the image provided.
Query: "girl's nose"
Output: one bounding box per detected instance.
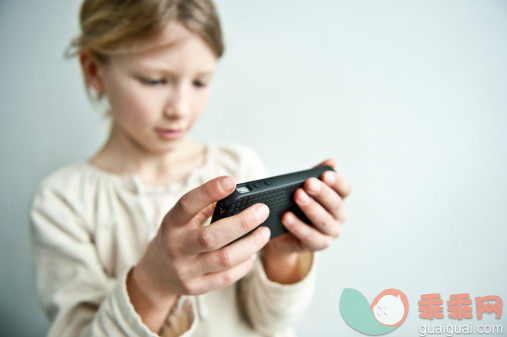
[164,84,189,118]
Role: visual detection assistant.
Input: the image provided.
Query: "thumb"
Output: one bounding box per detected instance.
[165,176,236,226]
[193,203,217,227]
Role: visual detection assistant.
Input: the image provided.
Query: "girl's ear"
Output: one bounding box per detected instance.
[80,50,105,94]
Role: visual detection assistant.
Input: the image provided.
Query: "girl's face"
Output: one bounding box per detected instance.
[98,22,217,153]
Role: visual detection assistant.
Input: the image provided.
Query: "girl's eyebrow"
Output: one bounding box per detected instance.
[195,70,215,77]
[133,65,215,77]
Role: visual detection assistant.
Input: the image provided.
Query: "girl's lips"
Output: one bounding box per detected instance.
[155,128,184,140]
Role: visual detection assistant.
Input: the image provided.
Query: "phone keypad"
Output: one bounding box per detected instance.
[227,183,310,238]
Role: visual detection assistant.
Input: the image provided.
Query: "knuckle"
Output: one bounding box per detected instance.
[305,228,317,243]
[246,256,255,270]
[336,196,343,208]
[221,271,235,286]
[191,282,207,295]
[218,249,235,268]
[320,238,332,250]
[203,181,214,200]
[317,219,329,230]
[239,212,255,233]
[178,195,193,215]
[305,203,319,218]
[255,229,268,247]
[181,281,197,295]
[198,229,217,250]
[329,194,342,211]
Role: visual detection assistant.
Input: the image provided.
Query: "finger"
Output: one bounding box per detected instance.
[193,203,216,226]
[294,188,341,237]
[282,211,334,251]
[186,203,270,253]
[335,207,347,224]
[303,177,342,220]
[321,170,352,199]
[199,226,270,273]
[194,253,258,294]
[166,176,236,226]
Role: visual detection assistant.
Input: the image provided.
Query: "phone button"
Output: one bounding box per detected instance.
[263,179,273,186]
[253,182,262,188]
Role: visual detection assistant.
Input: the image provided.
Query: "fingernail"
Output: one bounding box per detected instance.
[298,190,310,205]
[220,177,234,191]
[260,226,271,240]
[255,204,269,221]
[284,213,295,225]
[324,172,335,185]
[307,178,321,194]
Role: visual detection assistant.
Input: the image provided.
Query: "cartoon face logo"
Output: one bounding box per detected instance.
[340,288,409,335]
[371,289,409,327]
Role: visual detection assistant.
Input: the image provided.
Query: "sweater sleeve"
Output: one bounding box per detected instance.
[29,183,198,337]
[236,148,317,334]
[239,253,315,335]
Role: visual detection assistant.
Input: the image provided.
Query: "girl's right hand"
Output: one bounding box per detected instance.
[127,176,270,331]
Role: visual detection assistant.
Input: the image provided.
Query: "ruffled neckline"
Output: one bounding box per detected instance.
[81,142,215,194]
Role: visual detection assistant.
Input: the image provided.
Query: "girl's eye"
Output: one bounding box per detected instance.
[141,78,167,86]
[193,80,207,88]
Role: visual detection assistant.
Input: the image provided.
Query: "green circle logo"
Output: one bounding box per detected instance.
[339,288,409,335]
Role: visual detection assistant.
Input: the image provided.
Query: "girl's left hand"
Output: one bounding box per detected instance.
[265,158,351,256]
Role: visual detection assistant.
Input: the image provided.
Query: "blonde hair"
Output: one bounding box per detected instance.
[66,0,224,60]
[66,0,224,108]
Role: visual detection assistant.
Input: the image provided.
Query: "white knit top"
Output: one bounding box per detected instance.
[29,143,315,337]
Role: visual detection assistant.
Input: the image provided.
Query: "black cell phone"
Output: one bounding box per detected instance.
[210,165,334,240]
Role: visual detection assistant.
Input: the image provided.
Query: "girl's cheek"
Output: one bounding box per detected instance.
[122,90,157,119]
[194,90,211,111]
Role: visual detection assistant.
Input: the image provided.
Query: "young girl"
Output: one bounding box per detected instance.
[30,1,351,336]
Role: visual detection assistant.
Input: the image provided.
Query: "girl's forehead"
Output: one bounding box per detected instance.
[113,23,217,73]
[145,22,198,49]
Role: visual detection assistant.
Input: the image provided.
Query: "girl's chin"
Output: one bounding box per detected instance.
[151,136,190,153]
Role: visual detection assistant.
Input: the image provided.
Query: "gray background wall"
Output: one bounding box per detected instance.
[1,1,506,336]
